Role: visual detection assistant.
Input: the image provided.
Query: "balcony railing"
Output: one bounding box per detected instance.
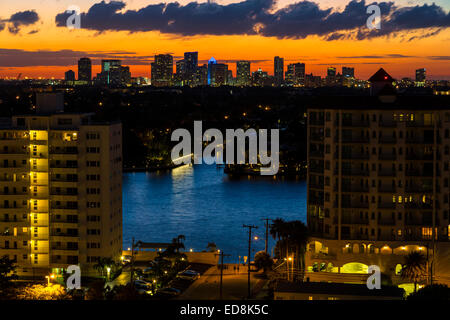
[378,186,396,193]
[378,154,397,160]
[378,202,396,209]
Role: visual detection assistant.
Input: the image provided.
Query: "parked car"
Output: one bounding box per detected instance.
[134,280,153,295]
[157,287,181,296]
[143,267,154,274]
[121,255,132,264]
[177,270,200,281]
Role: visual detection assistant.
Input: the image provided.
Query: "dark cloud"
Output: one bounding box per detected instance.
[7,10,40,34]
[0,49,158,67]
[54,0,450,40]
[336,54,415,59]
[56,0,273,36]
[428,56,450,61]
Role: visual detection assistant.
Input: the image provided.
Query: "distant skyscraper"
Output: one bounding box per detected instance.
[94,60,130,86]
[274,56,284,86]
[65,70,75,81]
[101,60,121,73]
[151,54,173,87]
[285,63,305,86]
[327,67,336,78]
[326,67,337,86]
[95,60,123,85]
[416,68,426,82]
[175,60,186,86]
[194,64,208,86]
[78,57,92,82]
[208,58,228,86]
[207,57,217,85]
[227,70,233,85]
[236,61,251,86]
[184,52,198,85]
[342,67,355,78]
[252,68,269,87]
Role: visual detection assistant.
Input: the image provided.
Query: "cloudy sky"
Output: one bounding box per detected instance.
[0,0,449,79]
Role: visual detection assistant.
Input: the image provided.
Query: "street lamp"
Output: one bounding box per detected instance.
[45,273,55,286]
[106,267,111,281]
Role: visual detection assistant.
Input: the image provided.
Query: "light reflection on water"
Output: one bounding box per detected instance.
[123,164,307,262]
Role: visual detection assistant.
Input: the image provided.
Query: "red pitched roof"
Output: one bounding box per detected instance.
[369,68,394,82]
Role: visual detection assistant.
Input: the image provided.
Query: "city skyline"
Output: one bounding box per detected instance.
[1,52,448,83]
[0,0,449,79]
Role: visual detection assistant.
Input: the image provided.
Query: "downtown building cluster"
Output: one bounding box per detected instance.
[49,55,448,90]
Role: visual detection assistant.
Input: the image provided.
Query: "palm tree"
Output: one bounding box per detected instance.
[269,219,309,281]
[401,251,427,293]
[93,257,117,279]
[93,259,106,278]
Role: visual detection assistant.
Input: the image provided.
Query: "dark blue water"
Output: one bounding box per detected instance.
[122,164,307,262]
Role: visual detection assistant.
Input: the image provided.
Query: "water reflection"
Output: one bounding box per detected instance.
[123,164,307,262]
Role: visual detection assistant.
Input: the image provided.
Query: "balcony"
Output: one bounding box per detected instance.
[379,121,397,128]
[339,169,370,176]
[405,153,435,161]
[340,216,369,225]
[0,150,29,155]
[378,137,397,144]
[341,153,370,160]
[378,154,397,160]
[340,137,370,144]
[341,185,369,193]
[378,218,396,226]
[378,202,396,209]
[50,148,78,155]
[405,137,435,144]
[378,169,396,177]
[405,121,439,128]
[51,232,79,238]
[341,202,369,209]
[405,170,435,177]
[309,151,324,158]
[404,203,433,210]
[309,167,324,174]
[378,186,396,193]
[341,120,370,127]
[405,186,433,193]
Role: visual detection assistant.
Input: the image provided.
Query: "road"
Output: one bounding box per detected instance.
[177,264,268,300]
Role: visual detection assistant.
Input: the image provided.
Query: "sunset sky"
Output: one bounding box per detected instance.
[0,0,449,80]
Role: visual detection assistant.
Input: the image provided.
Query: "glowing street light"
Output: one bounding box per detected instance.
[107,267,111,281]
[45,273,55,286]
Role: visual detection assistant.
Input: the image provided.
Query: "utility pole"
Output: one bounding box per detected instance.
[130,237,135,287]
[261,218,272,254]
[215,251,231,299]
[243,224,258,299]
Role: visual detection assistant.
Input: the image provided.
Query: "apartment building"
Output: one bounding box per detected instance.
[305,70,450,286]
[0,93,122,277]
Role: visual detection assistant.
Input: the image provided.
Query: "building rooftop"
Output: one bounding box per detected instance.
[369,68,395,82]
[305,94,450,110]
[276,281,405,297]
